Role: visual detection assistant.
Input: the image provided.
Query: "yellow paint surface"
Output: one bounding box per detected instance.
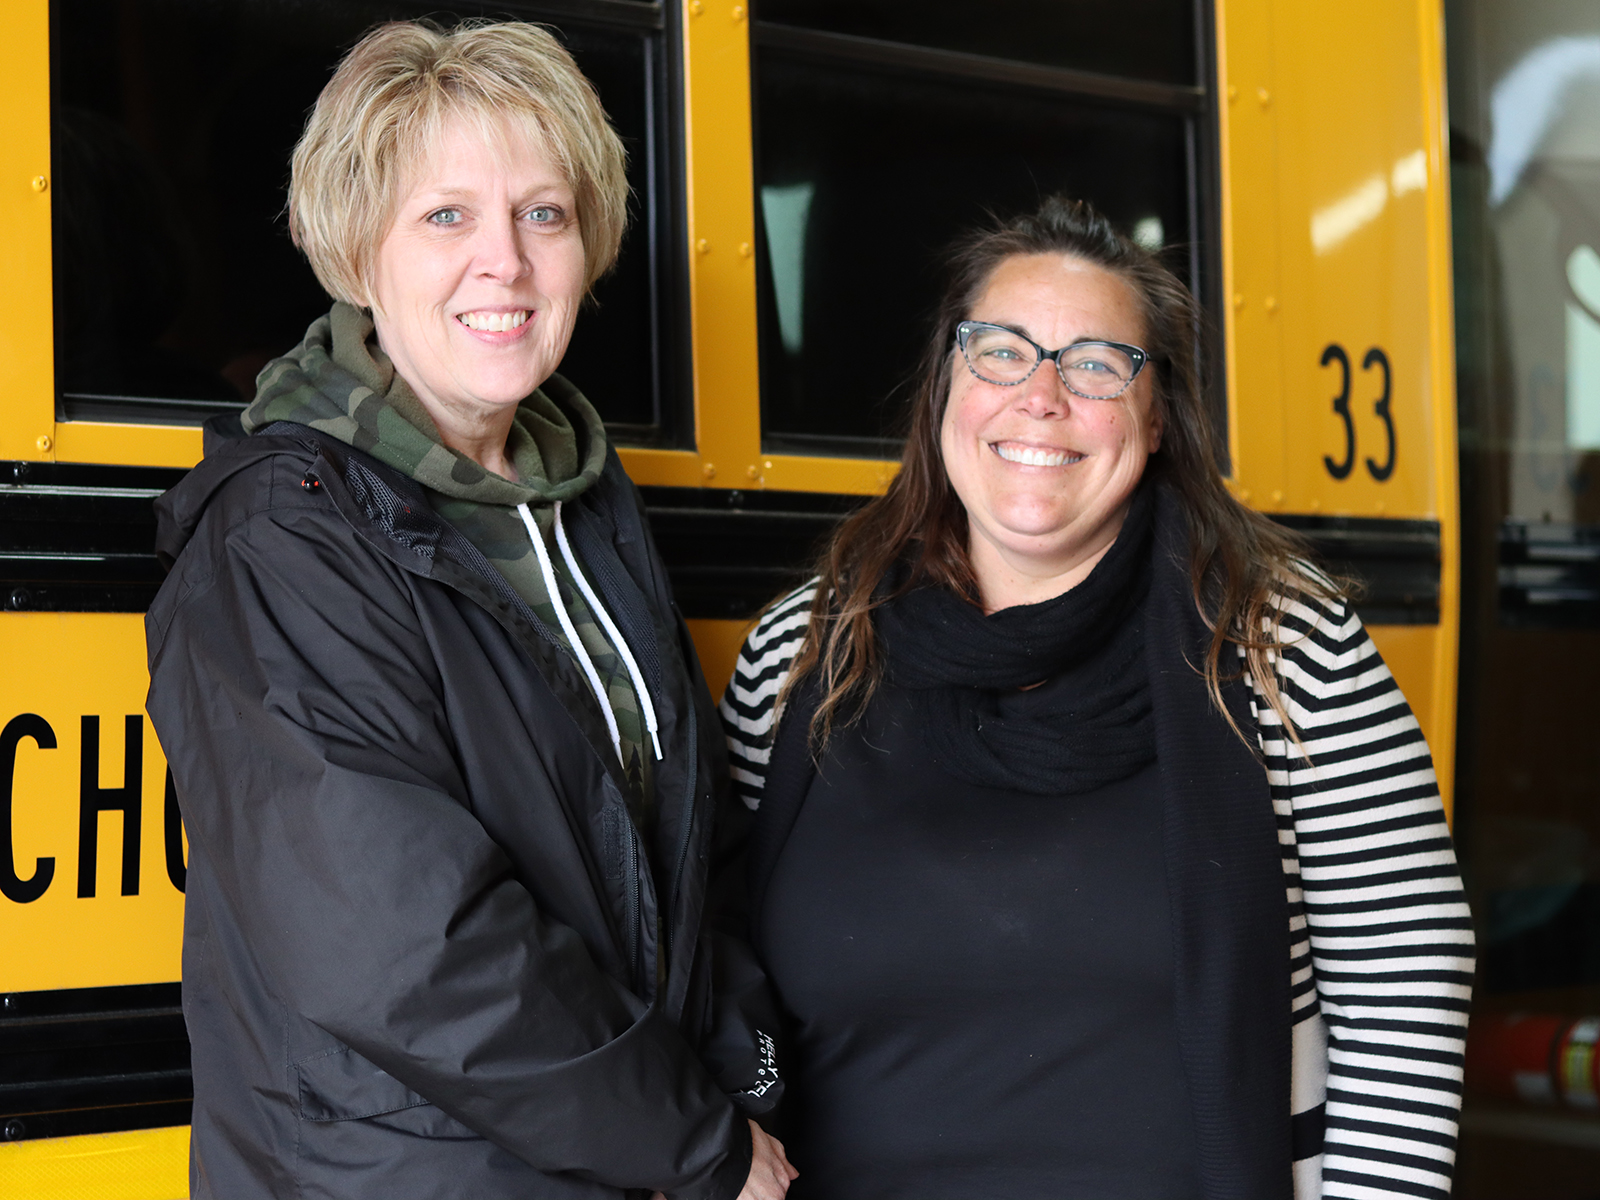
[762,454,896,497]
[1217,0,1459,810]
[678,0,760,485]
[52,424,202,471]
[1367,623,1438,760]
[616,446,708,489]
[0,614,183,993]
[685,617,756,699]
[0,1127,188,1200]
[0,0,54,464]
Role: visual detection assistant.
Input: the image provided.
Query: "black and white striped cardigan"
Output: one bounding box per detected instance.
[719,580,1474,1200]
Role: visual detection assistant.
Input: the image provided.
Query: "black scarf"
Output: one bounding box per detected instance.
[875,482,1156,795]
[747,481,1293,1200]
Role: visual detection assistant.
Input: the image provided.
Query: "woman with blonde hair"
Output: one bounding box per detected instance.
[722,196,1473,1199]
[148,21,793,1200]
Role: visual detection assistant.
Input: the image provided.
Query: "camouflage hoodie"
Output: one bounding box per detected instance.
[241,302,655,814]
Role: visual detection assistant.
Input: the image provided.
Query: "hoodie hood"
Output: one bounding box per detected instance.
[240,301,607,507]
[153,434,290,570]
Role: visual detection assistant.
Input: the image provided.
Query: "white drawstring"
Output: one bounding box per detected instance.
[552,502,664,762]
[517,502,622,763]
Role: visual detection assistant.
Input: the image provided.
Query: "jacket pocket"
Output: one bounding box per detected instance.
[294,1044,477,1141]
[295,1044,433,1121]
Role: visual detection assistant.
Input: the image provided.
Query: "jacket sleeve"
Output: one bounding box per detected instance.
[146,501,750,1200]
[1256,592,1475,1200]
[690,584,817,1121]
[695,746,786,1118]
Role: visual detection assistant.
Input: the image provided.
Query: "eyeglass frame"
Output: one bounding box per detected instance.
[954,320,1151,401]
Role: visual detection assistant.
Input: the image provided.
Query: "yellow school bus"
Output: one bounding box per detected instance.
[2,0,1489,1194]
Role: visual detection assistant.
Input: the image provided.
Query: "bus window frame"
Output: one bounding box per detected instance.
[26,0,694,470]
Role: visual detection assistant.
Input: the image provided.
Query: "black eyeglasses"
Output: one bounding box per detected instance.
[955,321,1149,400]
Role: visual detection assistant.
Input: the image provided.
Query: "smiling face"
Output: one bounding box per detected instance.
[940,253,1164,607]
[366,113,587,437]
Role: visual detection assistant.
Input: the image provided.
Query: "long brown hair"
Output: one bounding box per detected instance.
[784,195,1336,745]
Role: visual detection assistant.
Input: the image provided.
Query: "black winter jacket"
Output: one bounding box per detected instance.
[145,424,777,1200]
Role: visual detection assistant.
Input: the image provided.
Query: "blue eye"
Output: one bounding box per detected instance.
[428,208,462,226]
[526,205,560,224]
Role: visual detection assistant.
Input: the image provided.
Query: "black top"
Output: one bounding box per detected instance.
[761,683,1198,1199]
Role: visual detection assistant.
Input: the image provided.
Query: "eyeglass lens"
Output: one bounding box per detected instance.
[963,326,1137,398]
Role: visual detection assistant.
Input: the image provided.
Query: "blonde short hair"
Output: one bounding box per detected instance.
[289,20,629,304]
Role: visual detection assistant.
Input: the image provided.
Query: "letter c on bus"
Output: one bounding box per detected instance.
[2,714,57,903]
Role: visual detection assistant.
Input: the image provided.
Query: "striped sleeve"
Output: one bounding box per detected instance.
[717,581,815,811]
[1253,590,1475,1200]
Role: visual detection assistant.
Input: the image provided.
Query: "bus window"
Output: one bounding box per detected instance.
[49,0,684,445]
[1448,0,1600,1187]
[753,55,1193,454]
[749,5,1206,458]
[754,0,1198,86]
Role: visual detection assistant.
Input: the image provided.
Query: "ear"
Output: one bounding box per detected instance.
[1145,403,1165,454]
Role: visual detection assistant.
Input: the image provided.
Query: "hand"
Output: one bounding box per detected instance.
[737,1119,798,1200]
[648,1120,797,1200]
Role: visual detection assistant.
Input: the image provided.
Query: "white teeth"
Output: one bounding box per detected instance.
[992,442,1080,467]
[457,310,530,332]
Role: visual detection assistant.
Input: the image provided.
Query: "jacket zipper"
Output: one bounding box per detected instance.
[662,701,699,985]
[317,448,657,992]
[625,819,642,990]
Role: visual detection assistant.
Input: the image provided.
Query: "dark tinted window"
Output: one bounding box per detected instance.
[50,0,679,440]
[754,53,1195,453]
[1445,0,1600,1187]
[755,0,1197,86]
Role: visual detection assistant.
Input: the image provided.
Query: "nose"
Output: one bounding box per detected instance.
[474,209,531,285]
[1015,361,1072,418]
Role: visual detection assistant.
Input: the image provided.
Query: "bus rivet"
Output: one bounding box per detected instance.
[1227,86,1238,103]
[31,175,47,193]
[702,463,716,480]
[739,242,752,258]
[696,238,709,255]
[1232,293,1244,310]
[1271,490,1284,505]
[1257,87,1271,107]
[36,434,51,452]
[747,465,760,481]
[732,4,746,19]
[1264,295,1278,313]
[689,0,703,13]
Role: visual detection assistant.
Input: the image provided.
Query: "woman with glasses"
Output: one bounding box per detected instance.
[720,197,1472,1199]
